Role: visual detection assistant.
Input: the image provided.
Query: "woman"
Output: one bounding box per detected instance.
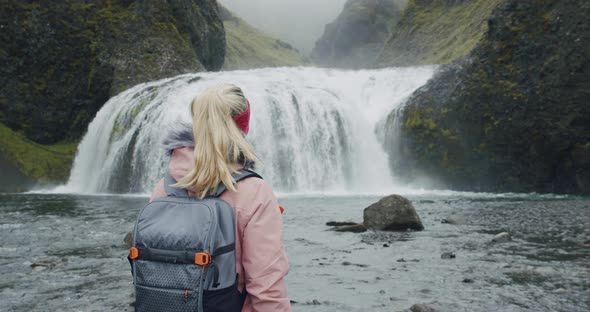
[150,84,291,311]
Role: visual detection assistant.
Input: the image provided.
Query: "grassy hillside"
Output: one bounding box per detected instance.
[0,123,76,189]
[376,0,504,66]
[220,5,307,70]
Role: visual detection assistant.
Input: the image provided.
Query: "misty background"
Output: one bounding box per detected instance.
[218,0,348,54]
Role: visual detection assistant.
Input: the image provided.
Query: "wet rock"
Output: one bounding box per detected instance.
[419,200,435,204]
[581,240,590,247]
[30,261,55,272]
[462,278,474,283]
[383,243,390,247]
[334,223,367,233]
[506,269,547,284]
[326,221,358,226]
[410,304,437,312]
[492,232,512,243]
[441,252,456,259]
[342,261,352,266]
[441,214,465,225]
[363,195,424,231]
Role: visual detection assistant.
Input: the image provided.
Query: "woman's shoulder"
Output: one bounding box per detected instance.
[222,174,275,209]
[234,174,272,196]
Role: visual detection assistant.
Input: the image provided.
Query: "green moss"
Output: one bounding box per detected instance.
[404,107,434,129]
[377,0,505,66]
[0,123,77,183]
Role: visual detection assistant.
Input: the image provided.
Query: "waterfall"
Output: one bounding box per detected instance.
[62,66,435,194]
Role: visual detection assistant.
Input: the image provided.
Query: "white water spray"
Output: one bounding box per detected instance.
[61,67,435,194]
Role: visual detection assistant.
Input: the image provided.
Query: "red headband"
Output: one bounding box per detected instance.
[233,100,250,134]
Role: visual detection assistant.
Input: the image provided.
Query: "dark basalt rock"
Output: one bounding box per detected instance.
[326,221,359,226]
[363,194,424,231]
[0,0,225,144]
[382,0,590,194]
[334,223,368,233]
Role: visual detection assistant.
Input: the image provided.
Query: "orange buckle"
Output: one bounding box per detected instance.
[194,252,211,266]
[129,247,139,260]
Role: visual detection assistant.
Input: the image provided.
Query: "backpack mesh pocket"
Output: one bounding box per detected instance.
[135,284,198,312]
[135,260,201,289]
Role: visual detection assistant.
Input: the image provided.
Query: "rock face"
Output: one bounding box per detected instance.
[363,195,424,231]
[0,0,225,144]
[376,0,504,67]
[383,0,590,194]
[219,5,307,70]
[311,0,405,69]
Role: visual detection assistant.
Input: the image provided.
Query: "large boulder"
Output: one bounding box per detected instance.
[363,195,424,231]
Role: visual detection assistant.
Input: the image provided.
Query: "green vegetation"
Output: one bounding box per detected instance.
[376,0,505,66]
[220,6,307,70]
[0,123,76,183]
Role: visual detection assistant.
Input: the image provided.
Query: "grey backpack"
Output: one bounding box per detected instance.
[129,169,262,312]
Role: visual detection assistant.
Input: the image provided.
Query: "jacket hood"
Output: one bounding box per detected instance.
[162,121,194,155]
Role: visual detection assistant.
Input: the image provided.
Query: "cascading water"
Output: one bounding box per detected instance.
[62,67,435,194]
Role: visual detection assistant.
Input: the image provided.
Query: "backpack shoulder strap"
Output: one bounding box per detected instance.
[213,169,262,197]
[164,172,189,197]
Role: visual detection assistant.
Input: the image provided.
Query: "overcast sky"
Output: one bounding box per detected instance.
[218,0,348,55]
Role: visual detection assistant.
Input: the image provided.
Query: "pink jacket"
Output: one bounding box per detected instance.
[150,146,291,312]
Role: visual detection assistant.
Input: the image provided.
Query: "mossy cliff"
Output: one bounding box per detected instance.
[376,0,504,66]
[311,0,405,69]
[0,123,76,191]
[219,5,307,70]
[385,0,590,194]
[0,0,225,145]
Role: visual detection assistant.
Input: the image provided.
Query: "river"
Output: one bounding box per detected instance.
[0,192,588,311]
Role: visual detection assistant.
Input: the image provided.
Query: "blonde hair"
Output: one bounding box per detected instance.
[174,84,258,198]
